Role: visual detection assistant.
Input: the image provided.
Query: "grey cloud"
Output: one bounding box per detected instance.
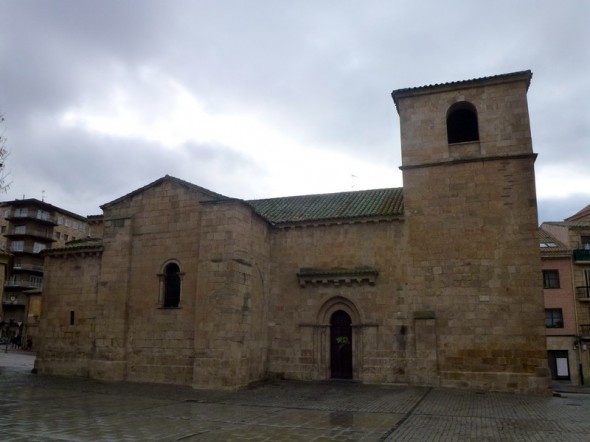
[0,0,589,222]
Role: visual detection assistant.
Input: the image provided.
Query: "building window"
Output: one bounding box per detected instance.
[14,225,26,234]
[14,208,28,217]
[10,240,24,252]
[33,242,46,254]
[162,262,182,308]
[545,309,564,328]
[540,242,557,248]
[37,210,50,221]
[30,275,42,288]
[582,236,590,250]
[543,270,560,289]
[447,101,479,144]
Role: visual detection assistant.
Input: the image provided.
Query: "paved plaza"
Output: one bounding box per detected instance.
[1,350,590,441]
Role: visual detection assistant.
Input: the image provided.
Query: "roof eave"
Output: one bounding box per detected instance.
[391,70,532,112]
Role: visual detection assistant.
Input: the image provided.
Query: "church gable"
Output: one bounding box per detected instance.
[101,174,228,212]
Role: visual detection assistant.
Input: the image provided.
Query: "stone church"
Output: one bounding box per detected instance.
[35,70,550,394]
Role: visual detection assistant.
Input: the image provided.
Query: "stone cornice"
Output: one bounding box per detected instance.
[297,267,378,287]
[399,153,537,171]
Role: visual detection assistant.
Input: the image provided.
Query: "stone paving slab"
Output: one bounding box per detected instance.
[2,351,590,441]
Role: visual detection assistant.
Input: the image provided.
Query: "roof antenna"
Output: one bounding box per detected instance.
[41,190,45,202]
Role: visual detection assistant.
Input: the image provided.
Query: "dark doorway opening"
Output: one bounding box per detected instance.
[547,350,570,380]
[330,310,353,379]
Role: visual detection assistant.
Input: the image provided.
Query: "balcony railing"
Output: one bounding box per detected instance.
[574,249,590,262]
[6,210,57,224]
[8,245,47,254]
[2,294,27,306]
[580,324,590,338]
[576,286,590,300]
[5,277,42,289]
[12,263,44,272]
[5,227,55,241]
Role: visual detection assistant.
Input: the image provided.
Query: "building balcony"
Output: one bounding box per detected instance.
[5,227,55,242]
[2,293,27,306]
[5,211,57,226]
[5,277,42,290]
[573,249,590,262]
[580,324,590,339]
[8,245,47,255]
[576,286,590,301]
[12,262,44,273]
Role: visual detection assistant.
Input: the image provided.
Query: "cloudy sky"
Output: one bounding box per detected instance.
[0,1,589,222]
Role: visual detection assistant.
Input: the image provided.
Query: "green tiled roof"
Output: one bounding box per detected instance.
[246,188,404,225]
[45,237,103,254]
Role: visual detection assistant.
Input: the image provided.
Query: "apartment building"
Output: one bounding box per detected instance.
[0,198,90,345]
[541,204,590,386]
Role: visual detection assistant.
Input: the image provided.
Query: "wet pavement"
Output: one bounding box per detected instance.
[1,350,590,441]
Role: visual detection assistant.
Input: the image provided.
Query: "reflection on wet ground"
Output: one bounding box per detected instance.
[1,351,590,441]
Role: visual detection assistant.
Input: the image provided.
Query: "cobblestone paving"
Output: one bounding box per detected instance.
[1,351,590,441]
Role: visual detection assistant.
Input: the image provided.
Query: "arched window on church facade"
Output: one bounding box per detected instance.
[158,261,183,308]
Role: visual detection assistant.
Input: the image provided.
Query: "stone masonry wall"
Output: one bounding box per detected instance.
[193,201,271,389]
[97,180,209,385]
[35,251,102,377]
[267,220,412,384]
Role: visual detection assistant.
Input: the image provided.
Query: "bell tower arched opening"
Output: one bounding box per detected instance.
[447,101,479,144]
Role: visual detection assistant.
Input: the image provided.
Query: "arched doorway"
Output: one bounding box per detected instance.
[330,310,353,379]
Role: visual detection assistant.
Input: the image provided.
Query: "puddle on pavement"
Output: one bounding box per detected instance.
[329,411,354,427]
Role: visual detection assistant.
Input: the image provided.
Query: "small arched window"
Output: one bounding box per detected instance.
[163,262,181,308]
[447,101,479,144]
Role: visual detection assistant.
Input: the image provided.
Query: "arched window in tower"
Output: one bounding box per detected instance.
[163,262,181,308]
[447,101,479,144]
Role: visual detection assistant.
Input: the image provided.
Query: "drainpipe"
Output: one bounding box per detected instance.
[575,335,584,385]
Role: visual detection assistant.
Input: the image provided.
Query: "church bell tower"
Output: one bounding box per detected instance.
[391,71,549,393]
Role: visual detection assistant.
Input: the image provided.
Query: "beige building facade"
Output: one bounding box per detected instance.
[541,205,590,385]
[0,199,90,346]
[539,228,580,384]
[35,71,550,394]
